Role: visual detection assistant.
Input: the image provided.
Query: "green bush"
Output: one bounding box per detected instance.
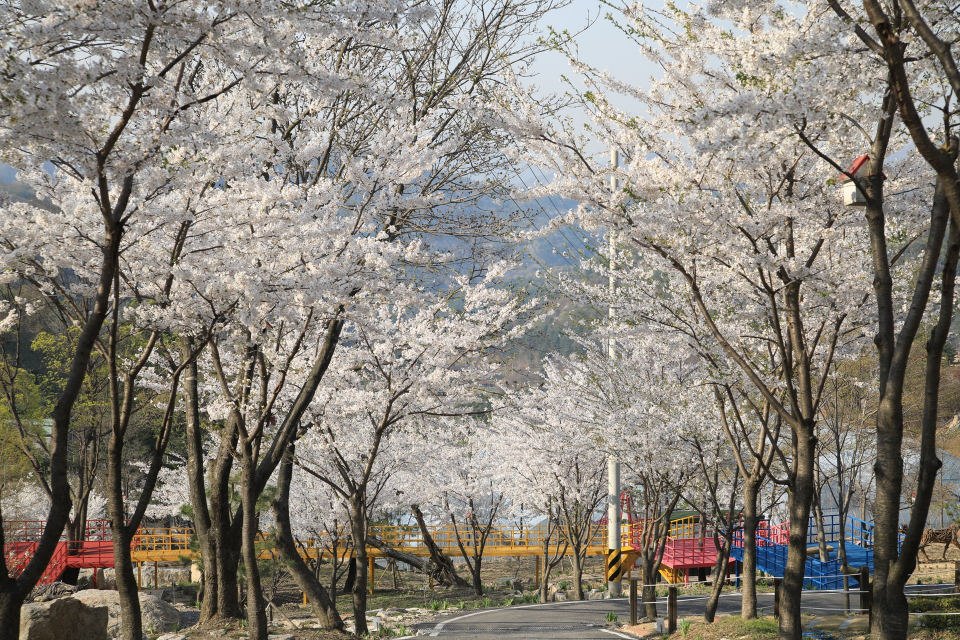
[909,595,960,628]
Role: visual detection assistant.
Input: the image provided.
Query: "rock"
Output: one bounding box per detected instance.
[383,607,408,614]
[268,635,295,640]
[72,590,180,638]
[29,582,78,602]
[588,591,604,601]
[157,635,187,640]
[95,567,189,590]
[20,596,109,640]
[554,592,567,602]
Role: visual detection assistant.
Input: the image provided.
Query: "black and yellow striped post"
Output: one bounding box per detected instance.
[606,548,624,583]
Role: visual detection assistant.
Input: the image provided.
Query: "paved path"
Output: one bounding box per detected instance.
[404,583,954,639]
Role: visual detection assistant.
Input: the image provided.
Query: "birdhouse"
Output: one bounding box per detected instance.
[839,155,869,206]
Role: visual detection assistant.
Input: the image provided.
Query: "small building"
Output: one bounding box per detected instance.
[839,155,870,206]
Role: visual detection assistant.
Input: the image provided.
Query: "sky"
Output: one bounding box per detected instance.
[532,2,656,89]
[528,1,664,128]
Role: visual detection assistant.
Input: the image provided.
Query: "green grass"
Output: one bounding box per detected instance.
[909,596,960,630]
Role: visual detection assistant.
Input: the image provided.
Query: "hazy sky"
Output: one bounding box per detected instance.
[527,1,666,152]
[532,2,659,93]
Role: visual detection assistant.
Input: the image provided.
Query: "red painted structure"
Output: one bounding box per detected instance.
[4,520,123,585]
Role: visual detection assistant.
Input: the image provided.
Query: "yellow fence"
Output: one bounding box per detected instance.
[126,518,698,564]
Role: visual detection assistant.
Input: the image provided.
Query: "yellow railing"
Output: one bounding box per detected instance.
[669,516,697,539]
[124,516,700,563]
[372,523,607,555]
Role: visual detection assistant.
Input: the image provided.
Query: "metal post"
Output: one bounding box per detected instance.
[773,578,781,619]
[137,562,142,590]
[535,555,541,589]
[859,566,872,627]
[667,586,677,634]
[154,562,159,589]
[607,455,622,597]
[629,578,638,625]
[843,573,850,614]
[955,561,960,594]
[369,556,376,595]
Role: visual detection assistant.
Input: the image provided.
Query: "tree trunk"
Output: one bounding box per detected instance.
[349,494,369,636]
[741,479,760,619]
[704,533,732,622]
[539,554,554,604]
[111,530,142,640]
[272,444,343,630]
[0,218,122,640]
[107,427,142,640]
[641,559,658,620]
[872,213,960,639]
[571,551,585,600]
[538,524,565,604]
[779,422,816,640]
[470,554,483,596]
[180,336,222,622]
[812,491,829,562]
[240,445,267,640]
[410,505,469,588]
[0,587,25,640]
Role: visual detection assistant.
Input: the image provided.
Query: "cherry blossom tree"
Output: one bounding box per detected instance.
[504,2,939,633]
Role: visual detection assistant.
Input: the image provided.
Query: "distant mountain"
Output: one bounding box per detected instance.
[0,164,18,184]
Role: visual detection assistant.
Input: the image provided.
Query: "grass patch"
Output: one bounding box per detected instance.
[910,595,960,630]
[660,616,779,640]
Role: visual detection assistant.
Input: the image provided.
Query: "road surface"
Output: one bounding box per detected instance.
[403,583,953,639]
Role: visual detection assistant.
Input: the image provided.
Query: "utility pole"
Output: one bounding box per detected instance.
[608,147,618,359]
[607,146,623,598]
[607,455,622,597]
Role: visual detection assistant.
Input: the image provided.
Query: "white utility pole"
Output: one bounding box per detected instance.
[607,146,623,598]
[607,455,622,597]
[608,147,618,360]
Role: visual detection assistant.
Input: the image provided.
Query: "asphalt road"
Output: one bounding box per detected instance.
[403,583,955,639]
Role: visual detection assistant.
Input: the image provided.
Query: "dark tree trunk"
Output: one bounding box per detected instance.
[0,218,123,640]
[741,479,760,619]
[469,555,483,596]
[107,410,142,640]
[205,318,343,623]
[0,588,24,640]
[240,444,268,640]
[208,418,242,620]
[704,530,733,622]
[779,421,816,640]
[641,559,658,620]
[349,494,369,636]
[570,551,584,601]
[872,204,959,639]
[272,444,343,630]
[180,336,222,622]
[812,490,829,562]
[410,505,469,588]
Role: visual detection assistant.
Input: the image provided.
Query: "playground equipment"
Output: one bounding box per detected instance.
[2,512,882,591]
[731,513,876,590]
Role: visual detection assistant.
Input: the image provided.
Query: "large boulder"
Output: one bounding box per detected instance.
[72,590,181,638]
[20,596,109,640]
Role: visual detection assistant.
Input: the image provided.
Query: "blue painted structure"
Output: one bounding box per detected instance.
[731,514,878,590]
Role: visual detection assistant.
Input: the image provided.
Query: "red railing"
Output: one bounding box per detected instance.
[662,537,716,567]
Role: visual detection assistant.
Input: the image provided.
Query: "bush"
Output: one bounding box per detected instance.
[909,596,960,629]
